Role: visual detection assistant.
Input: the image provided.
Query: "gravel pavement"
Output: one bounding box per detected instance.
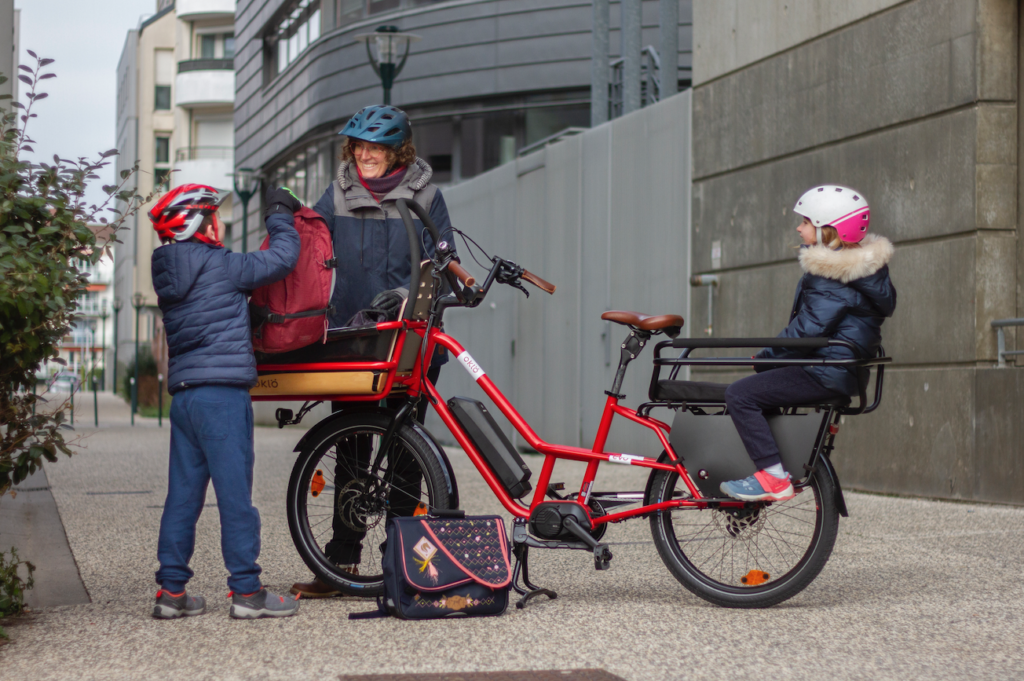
[2,392,1023,680]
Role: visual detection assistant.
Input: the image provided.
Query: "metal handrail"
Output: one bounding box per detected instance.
[517,127,587,157]
[992,318,1024,367]
[609,45,661,120]
[175,146,234,162]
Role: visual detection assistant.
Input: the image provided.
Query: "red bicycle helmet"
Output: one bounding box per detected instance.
[149,184,228,242]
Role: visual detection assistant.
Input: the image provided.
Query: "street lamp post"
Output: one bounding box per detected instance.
[233,168,260,254]
[131,293,145,426]
[112,298,122,395]
[99,299,109,391]
[353,26,421,106]
[88,319,98,427]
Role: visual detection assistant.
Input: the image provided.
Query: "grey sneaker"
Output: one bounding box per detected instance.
[229,588,300,619]
[152,589,206,619]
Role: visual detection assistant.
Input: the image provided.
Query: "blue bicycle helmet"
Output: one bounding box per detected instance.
[339,105,411,148]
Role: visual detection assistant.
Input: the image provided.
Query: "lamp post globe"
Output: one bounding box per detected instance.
[233,167,260,254]
[353,25,421,105]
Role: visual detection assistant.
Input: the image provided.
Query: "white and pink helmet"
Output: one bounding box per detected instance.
[793,185,870,244]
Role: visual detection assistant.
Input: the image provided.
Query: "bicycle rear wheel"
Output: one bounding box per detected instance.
[287,411,451,597]
[647,463,838,608]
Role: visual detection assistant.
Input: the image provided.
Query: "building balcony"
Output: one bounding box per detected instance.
[171,147,234,190]
[175,62,234,108]
[177,0,235,21]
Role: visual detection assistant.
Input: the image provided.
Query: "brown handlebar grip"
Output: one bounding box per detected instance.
[448,260,476,287]
[522,270,556,294]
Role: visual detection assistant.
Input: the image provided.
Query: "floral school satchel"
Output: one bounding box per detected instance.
[352,511,512,620]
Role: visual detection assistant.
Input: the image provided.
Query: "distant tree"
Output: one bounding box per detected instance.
[0,52,153,495]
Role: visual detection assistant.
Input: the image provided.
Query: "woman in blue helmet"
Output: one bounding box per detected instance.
[291,105,455,598]
[311,104,454,327]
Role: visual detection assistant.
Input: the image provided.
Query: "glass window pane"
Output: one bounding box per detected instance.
[369,0,400,14]
[277,40,287,74]
[154,85,171,110]
[296,21,308,53]
[201,34,216,59]
[154,49,174,85]
[309,9,321,41]
[337,0,362,25]
[154,168,171,191]
[288,33,299,63]
[224,35,235,59]
[155,137,169,163]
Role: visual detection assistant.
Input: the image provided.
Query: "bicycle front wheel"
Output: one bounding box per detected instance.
[648,464,839,608]
[287,411,452,597]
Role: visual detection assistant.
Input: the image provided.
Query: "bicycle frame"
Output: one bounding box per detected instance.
[389,324,720,524]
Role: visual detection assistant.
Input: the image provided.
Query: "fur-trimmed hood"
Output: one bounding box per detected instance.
[798,234,894,284]
[336,157,433,192]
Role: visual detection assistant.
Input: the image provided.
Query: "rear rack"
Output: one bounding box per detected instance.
[648,337,891,416]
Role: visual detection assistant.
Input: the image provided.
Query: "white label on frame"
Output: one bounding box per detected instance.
[457,350,486,381]
[608,454,643,465]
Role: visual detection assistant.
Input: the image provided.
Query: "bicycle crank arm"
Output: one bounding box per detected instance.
[512,521,591,551]
[562,516,614,570]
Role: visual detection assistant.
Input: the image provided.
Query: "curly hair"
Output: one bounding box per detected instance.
[340,137,418,169]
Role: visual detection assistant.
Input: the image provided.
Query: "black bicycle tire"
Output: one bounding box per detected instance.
[647,464,839,608]
[286,411,451,597]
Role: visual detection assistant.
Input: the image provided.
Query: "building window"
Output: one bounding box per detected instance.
[154,49,173,111]
[197,32,235,60]
[155,135,171,191]
[155,137,170,164]
[266,0,321,81]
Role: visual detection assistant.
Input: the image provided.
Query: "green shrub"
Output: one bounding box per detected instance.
[0,54,152,494]
[0,546,34,639]
[121,345,158,400]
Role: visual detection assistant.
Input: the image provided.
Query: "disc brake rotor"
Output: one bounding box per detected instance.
[335,478,385,533]
[715,504,765,538]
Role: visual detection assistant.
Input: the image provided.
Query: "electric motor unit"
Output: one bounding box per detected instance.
[447,396,533,499]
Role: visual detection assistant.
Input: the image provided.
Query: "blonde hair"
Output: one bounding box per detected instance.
[820,225,861,250]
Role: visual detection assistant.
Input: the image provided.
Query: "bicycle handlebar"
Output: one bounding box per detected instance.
[448,260,476,287]
[521,269,556,294]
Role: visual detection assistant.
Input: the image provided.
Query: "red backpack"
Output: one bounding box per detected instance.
[250,206,335,354]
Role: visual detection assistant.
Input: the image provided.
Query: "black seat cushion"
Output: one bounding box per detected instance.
[655,380,729,403]
[654,379,851,408]
[255,325,395,364]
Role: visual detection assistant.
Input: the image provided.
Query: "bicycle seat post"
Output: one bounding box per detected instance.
[608,329,651,398]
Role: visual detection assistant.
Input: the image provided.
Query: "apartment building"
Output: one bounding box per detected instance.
[114,0,236,381]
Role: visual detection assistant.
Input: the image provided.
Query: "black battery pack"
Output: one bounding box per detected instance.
[447,397,533,499]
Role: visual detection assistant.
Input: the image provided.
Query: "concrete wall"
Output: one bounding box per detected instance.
[421,91,691,454]
[692,0,1024,504]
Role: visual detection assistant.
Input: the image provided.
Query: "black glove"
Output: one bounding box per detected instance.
[264,186,301,217]
[370,288,407,321]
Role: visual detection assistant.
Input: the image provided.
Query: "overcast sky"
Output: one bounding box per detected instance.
[15,0,158,210]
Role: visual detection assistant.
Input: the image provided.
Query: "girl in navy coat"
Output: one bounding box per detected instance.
[720,185,897,502]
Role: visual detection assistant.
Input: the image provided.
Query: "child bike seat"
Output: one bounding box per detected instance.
[652,379,850,408]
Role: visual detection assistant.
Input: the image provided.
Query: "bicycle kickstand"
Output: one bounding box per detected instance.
[511,521,557,609]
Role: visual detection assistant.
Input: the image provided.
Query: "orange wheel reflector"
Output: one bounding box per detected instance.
[310,470,325,497]
[740,569,770,586]
[413,501,429,516]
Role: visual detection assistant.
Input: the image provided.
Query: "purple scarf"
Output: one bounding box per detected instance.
[358,165,408,202]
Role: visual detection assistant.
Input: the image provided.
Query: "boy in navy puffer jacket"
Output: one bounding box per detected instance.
[148,184,300,619]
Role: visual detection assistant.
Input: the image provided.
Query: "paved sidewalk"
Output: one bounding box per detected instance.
[2,396,1023,680]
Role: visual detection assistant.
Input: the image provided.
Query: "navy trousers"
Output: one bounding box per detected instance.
[724,367,846,471]
[156,385,262,594]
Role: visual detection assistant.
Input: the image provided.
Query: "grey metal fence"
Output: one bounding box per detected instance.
[433,91,692,456]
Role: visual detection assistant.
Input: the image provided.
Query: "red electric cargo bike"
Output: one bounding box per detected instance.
[252,199,890,609]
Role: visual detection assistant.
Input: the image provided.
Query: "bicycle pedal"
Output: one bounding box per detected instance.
[593,544,613,571]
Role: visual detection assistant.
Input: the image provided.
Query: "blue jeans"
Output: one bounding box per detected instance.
[725,367,846,471]
[156,386,262,594]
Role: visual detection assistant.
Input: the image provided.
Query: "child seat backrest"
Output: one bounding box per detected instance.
[395,260,438,371]
[250,207,335,355]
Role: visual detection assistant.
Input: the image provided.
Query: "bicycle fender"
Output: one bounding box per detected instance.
[292,406,459,509]
[816,452,849,518]
[409,421,460,511]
